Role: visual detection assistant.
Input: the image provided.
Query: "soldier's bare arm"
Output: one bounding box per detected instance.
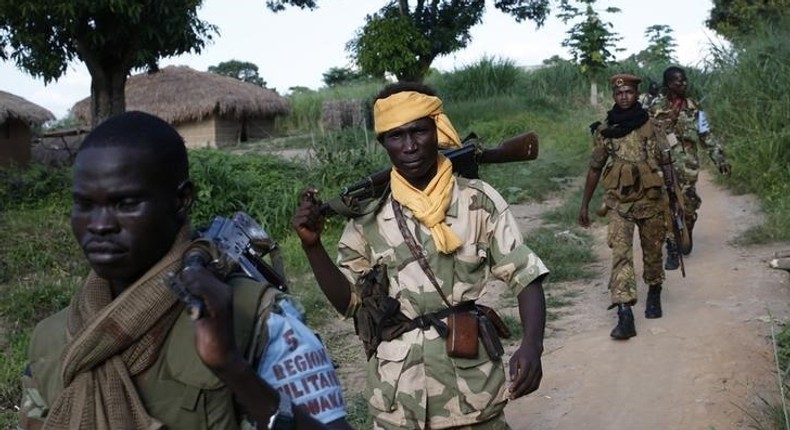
[292,188,353,315]
[508,277,547,399]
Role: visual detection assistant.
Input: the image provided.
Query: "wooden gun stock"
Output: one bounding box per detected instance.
[319,131,540,218]
[478,132,539,164]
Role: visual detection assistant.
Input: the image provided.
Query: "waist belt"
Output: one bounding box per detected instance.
[405,301,477,338]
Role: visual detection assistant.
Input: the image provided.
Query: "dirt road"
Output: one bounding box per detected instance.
[508,172,790,429]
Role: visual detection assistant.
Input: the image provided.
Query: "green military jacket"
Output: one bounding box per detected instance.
[648,94,727,182]
[590,120,670,218]
[19,276,273,430]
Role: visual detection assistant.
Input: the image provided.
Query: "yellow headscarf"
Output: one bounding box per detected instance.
[390,154,462,254]
[373,91,462,149]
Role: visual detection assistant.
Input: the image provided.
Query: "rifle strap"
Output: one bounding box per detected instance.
[392,200,453,309]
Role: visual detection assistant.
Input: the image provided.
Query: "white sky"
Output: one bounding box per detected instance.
[0,0,726,119]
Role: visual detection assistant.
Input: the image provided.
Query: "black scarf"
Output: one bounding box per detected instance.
[601,102,649,138]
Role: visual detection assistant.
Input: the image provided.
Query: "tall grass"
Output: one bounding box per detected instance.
[701,16,790,243]
[275,81,382,133]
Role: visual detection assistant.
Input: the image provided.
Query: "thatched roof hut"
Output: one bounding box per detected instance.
[0,91,55,167]
[72,65,290,148]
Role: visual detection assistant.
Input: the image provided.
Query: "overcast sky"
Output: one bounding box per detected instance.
[0,0,726,119]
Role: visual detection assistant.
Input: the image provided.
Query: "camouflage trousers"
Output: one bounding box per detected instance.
[374,414,510,430]
[607,204,666,305]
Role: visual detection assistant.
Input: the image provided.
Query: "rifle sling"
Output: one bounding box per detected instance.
[391,200,454,309]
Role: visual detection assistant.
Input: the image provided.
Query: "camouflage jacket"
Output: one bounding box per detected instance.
[591,120,670,217]
[336,176,549,429]
[648,94,727,181]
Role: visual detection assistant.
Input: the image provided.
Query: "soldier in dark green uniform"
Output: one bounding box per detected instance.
[648,66,731,269]
[579,74,675,340]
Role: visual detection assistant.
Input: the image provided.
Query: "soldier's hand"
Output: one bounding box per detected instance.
[292,188,325,248]
[178,265,240,370]
[718,161,731,177]
[578,206,590,228]
[508,341,543,400]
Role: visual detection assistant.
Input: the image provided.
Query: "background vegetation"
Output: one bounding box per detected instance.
[2,14,790,426]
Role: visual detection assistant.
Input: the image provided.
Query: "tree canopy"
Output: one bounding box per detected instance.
[208,60,267,87]
[706,0,790,42]
[633,24,677,67]
[559,0,621,79]
[0,0,216,124]
[345,0,551,82]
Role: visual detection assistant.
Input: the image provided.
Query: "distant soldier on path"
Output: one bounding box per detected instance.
[648,66,731,269]
[579,74,675,340]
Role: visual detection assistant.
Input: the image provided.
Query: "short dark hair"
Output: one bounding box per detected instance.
[79,111,189,185]
[662,66,686,88]
[374,81,438,103]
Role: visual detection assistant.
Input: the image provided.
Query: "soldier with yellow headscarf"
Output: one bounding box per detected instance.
[293,82,549,429]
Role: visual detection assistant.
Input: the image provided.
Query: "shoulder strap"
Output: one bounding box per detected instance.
[391,200,453,308]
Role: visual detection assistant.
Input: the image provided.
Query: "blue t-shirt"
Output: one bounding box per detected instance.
[256,297,346,424]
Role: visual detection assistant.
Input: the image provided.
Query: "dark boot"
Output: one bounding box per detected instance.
[645,285,663,319]
[681,213,697,256]
[665,240,680,271]
[610,304,637,340]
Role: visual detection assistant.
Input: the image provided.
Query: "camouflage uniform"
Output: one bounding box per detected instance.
[337,177,549,429]
[648,94,728,230]
[591,121,670,305]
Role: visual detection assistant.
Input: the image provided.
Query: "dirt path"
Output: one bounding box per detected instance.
[508,172,790,429]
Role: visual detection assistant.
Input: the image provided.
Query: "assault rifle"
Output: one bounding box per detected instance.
[167,211,288,320]
[664,151,688,277]
[319,132,539,218]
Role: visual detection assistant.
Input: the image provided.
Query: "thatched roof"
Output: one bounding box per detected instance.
[72,65,290,124]
[0,91,55,126]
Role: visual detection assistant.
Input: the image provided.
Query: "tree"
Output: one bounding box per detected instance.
[558,0,622,105]
[209,60,267,87]
[345,1,551,83]
[0,1,216,126]
[322,66,374,87]
[706,0,790,42]
[634,24,677,67]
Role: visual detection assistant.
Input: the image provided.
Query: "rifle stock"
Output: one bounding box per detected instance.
[319,131,539,218]
[664,150,688,277]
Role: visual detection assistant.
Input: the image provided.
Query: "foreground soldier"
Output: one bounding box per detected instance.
[579,74,675,339]
[648,66,732,268]
[18,111,350,429]
[293,82,549,429]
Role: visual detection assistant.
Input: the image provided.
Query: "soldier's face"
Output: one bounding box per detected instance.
[613,86,638,110]
[380,117,439,191]
[666,72,688,97]
[71,147,184,289]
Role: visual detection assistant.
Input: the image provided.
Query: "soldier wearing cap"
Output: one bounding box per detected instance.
[579,73,675,340]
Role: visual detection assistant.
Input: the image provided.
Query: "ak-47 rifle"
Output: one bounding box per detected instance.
[319,132,539,218]
[664,150,689,277]
[167,211,288,319]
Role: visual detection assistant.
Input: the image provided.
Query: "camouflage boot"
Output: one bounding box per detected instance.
[610,304,637,340]
[665,239,680,271]
[645,284,663,319]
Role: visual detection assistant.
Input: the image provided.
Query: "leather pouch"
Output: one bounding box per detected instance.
[477,305,512,339]
[446,312,479,359]
[478,313,505,361]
